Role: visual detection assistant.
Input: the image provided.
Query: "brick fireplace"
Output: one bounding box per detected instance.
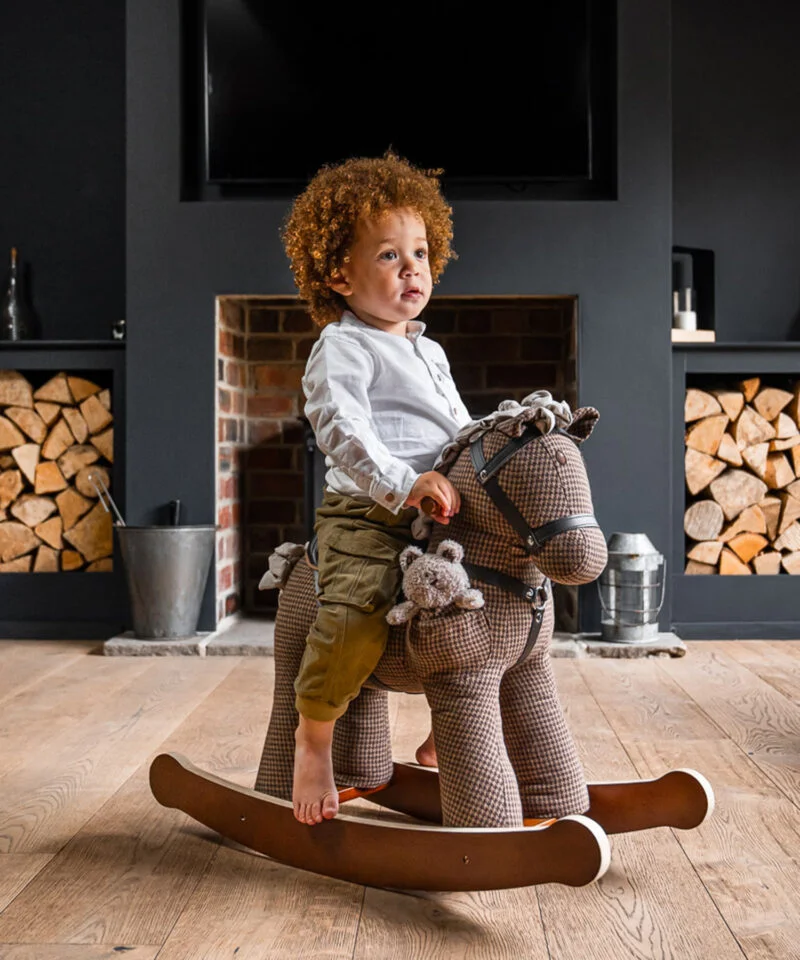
[215,296,579,630]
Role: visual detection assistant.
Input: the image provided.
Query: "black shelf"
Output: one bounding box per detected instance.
[671,343,800,639]
[0,342,128,638]
[0,340,124,350]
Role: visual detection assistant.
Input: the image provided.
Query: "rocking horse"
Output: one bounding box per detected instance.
[150,393,714,890]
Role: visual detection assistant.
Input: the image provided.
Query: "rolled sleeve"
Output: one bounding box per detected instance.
[303,337,419,513]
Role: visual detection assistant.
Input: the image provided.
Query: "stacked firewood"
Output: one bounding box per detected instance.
[684,378,800,574]
[0,370,114,572]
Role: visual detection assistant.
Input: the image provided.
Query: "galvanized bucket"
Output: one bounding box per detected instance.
[117,526,216,639]
[597,532,666,643]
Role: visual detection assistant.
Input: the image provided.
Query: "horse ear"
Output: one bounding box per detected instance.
[399,545,423,571]
[436,539,464,563]
[567,407,600,443]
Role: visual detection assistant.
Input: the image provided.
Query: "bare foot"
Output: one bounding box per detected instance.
[415,729,438,768]
[293,717,339,825]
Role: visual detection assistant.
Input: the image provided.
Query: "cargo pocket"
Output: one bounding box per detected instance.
[406,606,493,676]
[319,528,404,613]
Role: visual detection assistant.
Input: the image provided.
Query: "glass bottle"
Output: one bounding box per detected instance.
[0,248,36,340]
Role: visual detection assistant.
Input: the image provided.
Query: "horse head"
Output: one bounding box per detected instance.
[436,392,607,585]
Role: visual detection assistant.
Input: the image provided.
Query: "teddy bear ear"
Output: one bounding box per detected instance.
[399,545,424,571]
[436,539,464,563]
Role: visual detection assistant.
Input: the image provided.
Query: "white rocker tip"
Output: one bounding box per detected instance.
[674,768,716,825]
[559,814,612,883]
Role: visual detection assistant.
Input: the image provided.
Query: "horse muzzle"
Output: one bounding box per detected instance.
[533,526,608,585]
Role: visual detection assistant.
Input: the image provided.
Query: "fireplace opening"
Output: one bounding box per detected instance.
[216,296,579,633]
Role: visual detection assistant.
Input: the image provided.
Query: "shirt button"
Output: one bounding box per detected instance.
[385,492,395,503]
[452,406,459,416]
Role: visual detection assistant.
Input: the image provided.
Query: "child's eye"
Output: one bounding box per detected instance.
[415,249,428,259]
[379,250,397,261]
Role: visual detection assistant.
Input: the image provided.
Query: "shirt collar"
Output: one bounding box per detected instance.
[340,309,426,343]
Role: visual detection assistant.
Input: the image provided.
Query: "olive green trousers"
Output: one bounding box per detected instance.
[294,489,417,722]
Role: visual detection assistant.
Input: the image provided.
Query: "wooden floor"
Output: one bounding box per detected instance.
[0,640,798,959]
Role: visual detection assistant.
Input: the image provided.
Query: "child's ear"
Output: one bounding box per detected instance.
[328,273,352,297]
[328,259,353,297]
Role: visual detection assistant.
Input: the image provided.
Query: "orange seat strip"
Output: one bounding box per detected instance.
[337,782,390,804]
[523,817,557,828]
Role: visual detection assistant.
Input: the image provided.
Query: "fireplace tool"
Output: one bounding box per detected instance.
[88,472,126,525]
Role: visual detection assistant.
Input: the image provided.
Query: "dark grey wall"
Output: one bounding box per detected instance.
[127,0,672,632]
[0,2,125,340]
[673,0,800,341]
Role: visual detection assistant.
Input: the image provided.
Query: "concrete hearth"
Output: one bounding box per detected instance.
[103,617,686,658]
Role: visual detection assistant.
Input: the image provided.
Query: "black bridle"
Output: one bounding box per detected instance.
[462,422,600,662]
[311,421,601,671]
[469,424,599,554]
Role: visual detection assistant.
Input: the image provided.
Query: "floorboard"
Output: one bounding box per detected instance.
[662,645,800,809]
[0,640,795,959]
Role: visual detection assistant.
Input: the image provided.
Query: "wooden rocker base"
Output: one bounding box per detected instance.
[149,753,611,891]
[362,762,715,834]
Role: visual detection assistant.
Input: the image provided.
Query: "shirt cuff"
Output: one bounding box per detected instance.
[369,465,419,514]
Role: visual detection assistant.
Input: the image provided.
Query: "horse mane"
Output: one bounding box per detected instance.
[434,391,574,477]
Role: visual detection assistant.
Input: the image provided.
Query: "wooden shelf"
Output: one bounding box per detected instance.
[673,341,800,352]
[671,328,715,343]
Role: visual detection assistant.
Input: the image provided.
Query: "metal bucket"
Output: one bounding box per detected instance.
[116,525,216,639]
[597,532,666,643]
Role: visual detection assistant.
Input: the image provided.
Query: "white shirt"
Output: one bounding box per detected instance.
[303,310,471,513]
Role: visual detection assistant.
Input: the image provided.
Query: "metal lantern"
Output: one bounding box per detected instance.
[597,533,666,643]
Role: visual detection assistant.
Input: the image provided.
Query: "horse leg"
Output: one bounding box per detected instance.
[332,686,393,790]
[423,668,523,829]
[333,687,393,790]
[500,641,590,820]
[254,564,315,800]
[255,670,390,803]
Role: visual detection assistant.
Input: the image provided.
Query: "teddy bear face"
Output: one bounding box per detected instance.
[398,540,474,611]
[403,556,471,610]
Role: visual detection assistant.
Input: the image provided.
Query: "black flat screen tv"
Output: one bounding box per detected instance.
[199,0,616,194]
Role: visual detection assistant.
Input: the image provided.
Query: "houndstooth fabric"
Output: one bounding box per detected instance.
[255,558,396,797]
[366,625,424,693]
[406,606,524,827]
[499,602,589,818]
[434,390,575,476]
[256,401,605,826]
[441,426,607,585]
[331,685,393,789]
[255,559,317,800]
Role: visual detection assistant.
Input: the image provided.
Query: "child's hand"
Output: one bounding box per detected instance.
[404,472,461,525]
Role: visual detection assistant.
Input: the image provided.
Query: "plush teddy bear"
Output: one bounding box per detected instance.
[386,539,484,625]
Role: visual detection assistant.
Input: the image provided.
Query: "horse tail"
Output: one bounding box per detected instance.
[258,541,307,591]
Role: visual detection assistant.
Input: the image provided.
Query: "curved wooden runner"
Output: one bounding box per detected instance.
[149,753,611,891]
[368,762,715,834]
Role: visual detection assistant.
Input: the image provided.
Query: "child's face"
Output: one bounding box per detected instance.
[329,207,432,332]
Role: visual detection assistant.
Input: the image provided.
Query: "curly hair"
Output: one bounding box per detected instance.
[281,152,456,327]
